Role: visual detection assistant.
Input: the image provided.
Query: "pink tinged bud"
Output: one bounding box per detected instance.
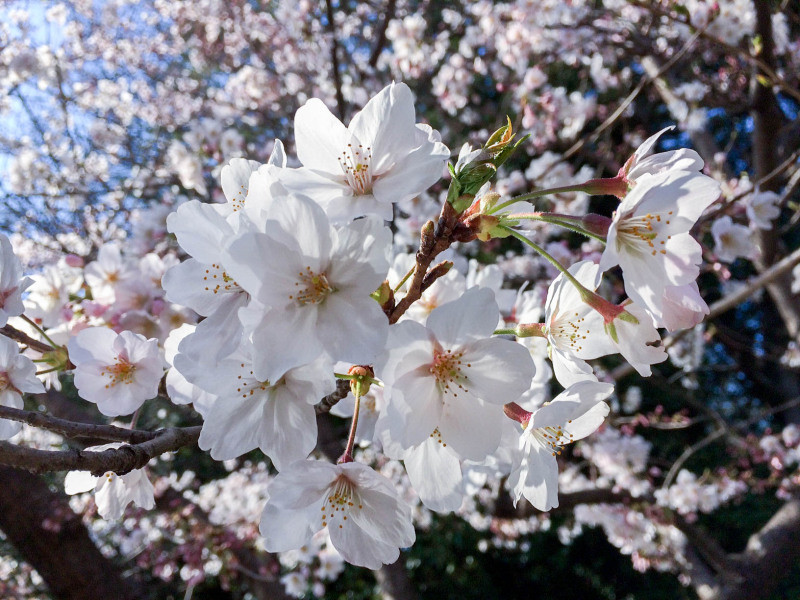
[64,254,84,268]
[581,177,629,199]
[503,402,532,425]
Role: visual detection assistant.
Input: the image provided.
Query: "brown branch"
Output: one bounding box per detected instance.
[0,426,201,476]
[368,0,397,68]
[561,26,704,162]
[389,201,459,323]
[673,513,741,579]
[714,499,800,600]
[0,324,55,354]
[0,405,158,444]
[315,378,351,415]
[324,0,346,121]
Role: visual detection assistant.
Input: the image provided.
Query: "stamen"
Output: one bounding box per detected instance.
[429,347,467,398]
[289,266,334,305]
[321,474,362,529]
[203,263,243,295]
[100,357,137,389]
[338,144,374,196]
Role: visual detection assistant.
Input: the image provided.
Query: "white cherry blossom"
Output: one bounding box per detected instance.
[64,446,155,520]
[280,82,449,223]
[68,327,163,416]
[746,188,781,230]
[0,234,31,327]
[507,380,612,511]
[712,215,756,262]
[225,193,391,382]
[195,342,335,469]
[0,334,45,439]
[544,261,666,380]
[380,287,535,460]
[259,460,415,569]
[598,168,720,328]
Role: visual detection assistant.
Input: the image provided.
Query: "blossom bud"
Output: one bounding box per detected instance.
[348,365,375,399]
[579,177,630,198]
[42,346,72,371]
[503,401,532,425]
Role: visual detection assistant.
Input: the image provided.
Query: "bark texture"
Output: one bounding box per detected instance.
[0,465,142,600]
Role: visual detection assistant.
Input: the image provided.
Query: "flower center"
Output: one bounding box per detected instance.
[338,143,374,196]
[290,266,334,306]
[203,263,243,296]
[234,363,273,399]
[429,347,470,397]
[100,358,136,388]
[532,424,575,457]
[0,372,11,393]
[549,311,591,354]
[616,210,673,257]
[321,474,362,530]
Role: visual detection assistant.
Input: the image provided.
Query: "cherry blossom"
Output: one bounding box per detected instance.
[380,287,535,460]
[279,82,449,223]
[259,460,415,569]
[195,342,335,469]
[68,327,163,416]
[746,188,781,230]
[507,380,612,511]
[64,447,155,520]
[598,167,720,329]
[711,215,756,263]
[0,334,45,439]
[0,234,31,327]
[225,193,391,382]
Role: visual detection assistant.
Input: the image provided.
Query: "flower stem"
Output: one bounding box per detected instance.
[393,265,416,293]
[339,392,361,464]
[20,315,59,350]
[508,213,607,244]
[493,328,517,336]
[501,226,588,294]
[490,183,592,214]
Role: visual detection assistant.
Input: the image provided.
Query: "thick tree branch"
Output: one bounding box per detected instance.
[0,405,159,444]
[0,426,200,476]
[0,465,143,600]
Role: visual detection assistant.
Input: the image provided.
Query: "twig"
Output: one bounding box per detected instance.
[561,26,705,162]
[389,201,459,323]
[0,324,56,354]
[315,378,351,415]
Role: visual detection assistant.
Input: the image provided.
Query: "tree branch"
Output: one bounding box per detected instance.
[0,405,159,444]
[0,426,201,476]
[324,0,346,121]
